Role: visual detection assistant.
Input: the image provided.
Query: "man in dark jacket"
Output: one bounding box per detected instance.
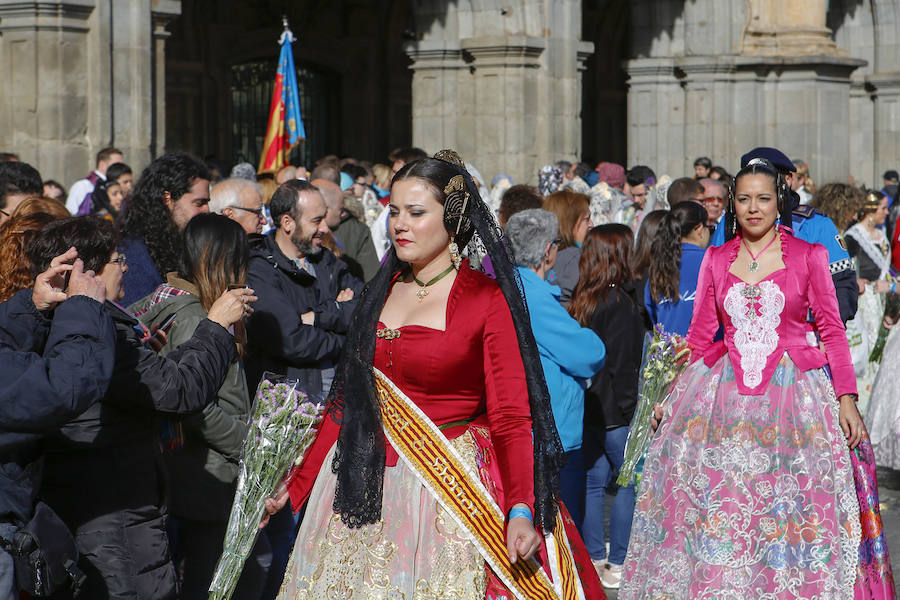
[0,252,114,600]
[245,179,363,397]
[25,217,253,600]
[312,178,380,282]
[245,179,362,599]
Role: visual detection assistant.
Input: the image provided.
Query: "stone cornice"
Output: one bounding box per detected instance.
[151,0,181,39]
[865,71,900,94]
[460,35,546,69]
[404,40,465,71]
[628,54,866,85]
[0,1,94,33]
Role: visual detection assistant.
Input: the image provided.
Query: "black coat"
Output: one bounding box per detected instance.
[0,291,115,525]
[38,301,237,599]
[583,284,645,466]
[245,232,363,396]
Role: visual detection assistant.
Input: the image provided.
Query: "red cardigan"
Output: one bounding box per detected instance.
[286,265,536,514]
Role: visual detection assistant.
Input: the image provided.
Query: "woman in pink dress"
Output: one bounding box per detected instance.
[620,157,895,599]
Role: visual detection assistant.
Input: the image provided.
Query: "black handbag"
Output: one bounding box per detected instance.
[0,501,86,597]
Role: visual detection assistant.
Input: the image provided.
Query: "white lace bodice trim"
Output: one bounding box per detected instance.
[845,223,890,279]
[724,280,785,388]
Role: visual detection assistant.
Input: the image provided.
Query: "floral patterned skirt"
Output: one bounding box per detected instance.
[277,427,605,600]
[620,353,862,600]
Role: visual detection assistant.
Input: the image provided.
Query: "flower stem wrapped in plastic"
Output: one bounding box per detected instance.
[870,277,900,364]
[617,325,692,487]
[208,374,325,600]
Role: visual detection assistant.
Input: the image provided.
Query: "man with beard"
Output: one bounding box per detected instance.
[245,179,362,598]
[245,179,362,397]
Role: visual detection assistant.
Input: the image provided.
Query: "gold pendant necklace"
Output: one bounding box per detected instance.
[412,264,456,302]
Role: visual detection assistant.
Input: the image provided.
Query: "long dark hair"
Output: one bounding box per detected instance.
[724,159,792,242]
[329,153,564,531]
[631,209,667,278]
[179,214,248,312]
[648,202,708,303]
[568,224,634,326]
[91,179,120,219]
[120,152,210,276]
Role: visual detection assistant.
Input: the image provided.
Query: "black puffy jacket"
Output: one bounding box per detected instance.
[38,301,236,600]
[245,233,363,396]
[0,291,115,525]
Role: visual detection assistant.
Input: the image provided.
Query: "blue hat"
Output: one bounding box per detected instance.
[740,147,794,174]
[339,171,353,192]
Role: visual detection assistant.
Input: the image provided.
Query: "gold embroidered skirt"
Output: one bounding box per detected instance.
[277,433,487,600]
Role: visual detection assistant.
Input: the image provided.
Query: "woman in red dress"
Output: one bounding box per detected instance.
[268,151,603,599]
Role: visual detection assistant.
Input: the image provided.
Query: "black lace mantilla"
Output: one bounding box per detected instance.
[328,158,564,532]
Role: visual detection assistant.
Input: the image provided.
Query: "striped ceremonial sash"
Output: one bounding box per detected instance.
[373,368,584,600]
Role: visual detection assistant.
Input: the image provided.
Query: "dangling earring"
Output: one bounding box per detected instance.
[731,216,736,236]
[449,235,462,270]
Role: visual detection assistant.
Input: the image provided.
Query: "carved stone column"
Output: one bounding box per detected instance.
[742,0,845,57]
[152,1,180,158]
[0,0,181,182]
[406,0,592,185]
[0,1,96,183]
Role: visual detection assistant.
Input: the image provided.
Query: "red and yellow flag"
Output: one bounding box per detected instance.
[258,22,306,174]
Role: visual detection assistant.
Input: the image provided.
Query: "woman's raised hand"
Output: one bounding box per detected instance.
[505,504,542,564]
[208,287,257,330]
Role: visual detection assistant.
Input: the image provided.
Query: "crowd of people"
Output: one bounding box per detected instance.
[0,142,898,600]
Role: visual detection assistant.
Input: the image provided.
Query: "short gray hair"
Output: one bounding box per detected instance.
[210,177,262,214]
[505,209,559,269]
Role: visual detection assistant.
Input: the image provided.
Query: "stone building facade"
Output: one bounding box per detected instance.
[0,0,897,188]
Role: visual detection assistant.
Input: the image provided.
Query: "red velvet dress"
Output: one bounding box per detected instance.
[281,264,604,599]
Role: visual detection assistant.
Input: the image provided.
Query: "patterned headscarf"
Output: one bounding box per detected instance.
[538,165,564,196]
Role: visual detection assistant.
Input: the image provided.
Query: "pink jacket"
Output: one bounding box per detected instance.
[686,227,857,398]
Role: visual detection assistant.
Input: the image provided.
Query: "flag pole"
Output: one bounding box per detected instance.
[257,16,305,174]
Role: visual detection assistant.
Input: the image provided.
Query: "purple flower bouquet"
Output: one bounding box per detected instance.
[208,374,325,600]
[617,325,691,487]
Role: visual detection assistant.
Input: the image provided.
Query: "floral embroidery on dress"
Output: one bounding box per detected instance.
[724,280,785,388]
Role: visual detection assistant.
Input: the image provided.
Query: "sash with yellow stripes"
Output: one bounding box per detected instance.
[373,367,585,600]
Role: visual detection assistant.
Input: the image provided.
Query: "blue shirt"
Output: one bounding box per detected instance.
[517,267,606,452]
[644,242,706,336]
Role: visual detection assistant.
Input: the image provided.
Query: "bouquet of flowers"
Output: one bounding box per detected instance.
[870,275,900,364]
[208,374,325,600]
[617,325,691,487]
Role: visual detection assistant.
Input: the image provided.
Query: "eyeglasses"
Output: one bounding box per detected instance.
[233,206,264,216]
[109,254,127,266]
[0,208,8,218]
[703,196,725,203]
[550,238,562,247]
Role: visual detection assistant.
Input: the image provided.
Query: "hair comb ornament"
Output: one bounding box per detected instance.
[434,149,465,168]
[433,150,473,268]
[443,175,470,270]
